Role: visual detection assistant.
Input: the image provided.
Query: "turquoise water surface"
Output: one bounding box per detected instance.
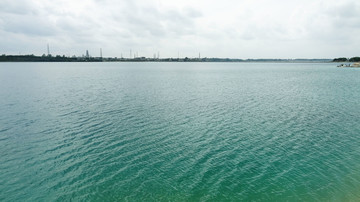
[0,62,360,201]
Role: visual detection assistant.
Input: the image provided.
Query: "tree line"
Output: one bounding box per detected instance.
[332,57,360,62]
[0,54,102,62]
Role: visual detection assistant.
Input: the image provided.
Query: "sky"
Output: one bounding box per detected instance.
[1,0,360,59]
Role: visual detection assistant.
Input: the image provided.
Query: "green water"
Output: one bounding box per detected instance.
[0,62,360,201]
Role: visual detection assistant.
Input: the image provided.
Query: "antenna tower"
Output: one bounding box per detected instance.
[47,44,50,56]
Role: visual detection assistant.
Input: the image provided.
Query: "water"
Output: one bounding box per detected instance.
[1,62,360,201]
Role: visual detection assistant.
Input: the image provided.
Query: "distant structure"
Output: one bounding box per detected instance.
[199,52,201,59]
[47,44,50,56]
[100,48,102,58]
[157,51,160,59]
[86,50,89,58]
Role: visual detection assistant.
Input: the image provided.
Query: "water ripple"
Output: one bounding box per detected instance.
[1,62,360,201]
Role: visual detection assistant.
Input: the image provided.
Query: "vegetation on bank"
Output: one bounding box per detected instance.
[0,54,331,63]
[0,54,101,62]
[332,57,360,62]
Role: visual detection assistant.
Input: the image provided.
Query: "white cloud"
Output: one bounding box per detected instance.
[0,0,360,58]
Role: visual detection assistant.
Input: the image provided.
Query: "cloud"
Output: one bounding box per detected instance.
[0,0,38,15]
[0,0,360,58]
[3,16,56,36]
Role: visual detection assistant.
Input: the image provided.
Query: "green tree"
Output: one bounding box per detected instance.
[349,57,360,62]
[332,57,348,62]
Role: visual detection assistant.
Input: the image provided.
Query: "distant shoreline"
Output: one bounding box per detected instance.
[0,54,332,63]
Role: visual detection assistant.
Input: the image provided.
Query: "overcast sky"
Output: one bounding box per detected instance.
[1,0,360,58]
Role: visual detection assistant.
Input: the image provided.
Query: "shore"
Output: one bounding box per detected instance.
[0,54,331,63]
